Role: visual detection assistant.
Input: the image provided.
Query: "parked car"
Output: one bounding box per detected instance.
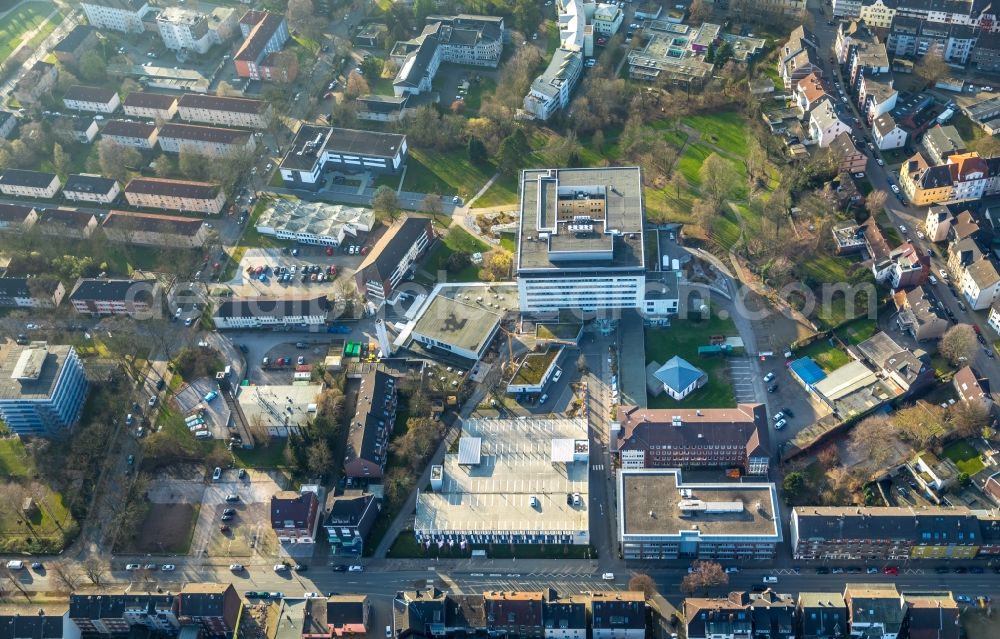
[213,467,222,480]
[161,565,176,571]
[348,565,364,572]
[230,564,245,571]
[763,372,775,382]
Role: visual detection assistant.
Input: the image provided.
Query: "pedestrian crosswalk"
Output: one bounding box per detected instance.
[592,464,604,471]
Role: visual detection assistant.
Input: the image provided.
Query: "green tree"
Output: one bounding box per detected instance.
[371,185,400,224]
[52,143,70,178]
[153,155,177,178]
[178,149,209,180]
[390,417,442,471]
[78,50,107,83]
[782,471,805,501]
[360,55,384,79]
[495,128,530,177]
[513,0,542,34]
[468,136,488,165]
[413,0,436,21]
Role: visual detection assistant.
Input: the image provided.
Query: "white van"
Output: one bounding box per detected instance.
[195,431,212,439]
[5,560,24,570]
[601,572,615,580]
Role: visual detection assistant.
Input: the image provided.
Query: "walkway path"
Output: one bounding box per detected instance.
[1,2,75,96]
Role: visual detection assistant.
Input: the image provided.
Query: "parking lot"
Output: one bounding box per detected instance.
[758,356,830,445]
[225,248,367,298]
[174,378,230,440]
[727,357,759,403]
[147,468,287,559]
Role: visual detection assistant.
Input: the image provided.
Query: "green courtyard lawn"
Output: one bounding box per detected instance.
[404,148,497,199]
[682,110,749,157]
[0,1,55,63]
[645,315,739,409]
[0,438,31,477]
[471,174,518,208]
[796,337,851,372]
[836,317,878,345]
[943,441,986,476]
[423,225,489,281]
[463,77,496,112]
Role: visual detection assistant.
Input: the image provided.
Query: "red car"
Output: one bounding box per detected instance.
[883,566,899,575]
[326,247,334,256]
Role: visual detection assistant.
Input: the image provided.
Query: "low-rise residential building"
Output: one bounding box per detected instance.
[856,331,935,396]
[797,592,847,639]
[101,210,209,248]
[343,370,396,480]
[324,491,379,556]
[0,277,64,309]
[990,302,1000,335]
[615,404,770,474]
[922,124,967,164]
[873,241,929,289]
[858,75,897,123]
[62,174,121,204]
[63,86,121,114]
[270,486,322,544]
[0,204,38,232]
[0,111,17,140]
[278,125,408,189]
[590,592,646,639]
[901,593,960,639]
[176,584,241,638]
[157,123,255,157]
[973,31,1000,72]
[52,25,99,64]
[831,131,868,174]
[124,178,225,214]
[69,278,158,318]
[843,585,905,639]
[924,205,952,242]
[325,595,372,636]
[57,116,99,144]
[794,73,829,115]
[947,237,982,281]
[872,113,906,150]
[80,0,152,33]
[234,10,293,82]
[684,592,754,639]
[354,216,433,305]
[177,94,273,129]
[953,365,992,409]
[36,208,99,239]
[892,285,949,341]
[13,61,57,105]
[618,468,781,561]
[100,120,158,149]
[790,507,983,560]
[912,450,960,490]
[122,92,179,120]
[156,6,236,55]
[0,170,60,199]
[0,342,87,437]
[211,297,328,329]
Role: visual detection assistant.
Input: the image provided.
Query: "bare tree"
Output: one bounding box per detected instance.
[865,190,887,218]
[49,561,80,591]
[893,403,946,450]
[680,560,728,595]
[628,572,659,599]
[948,400,991,439]
[939,324,978,365]
[914,50,949,88]
[83,558,107,585]
[1,566,31,600]
[422,192,443,214]
[848,414,896,470]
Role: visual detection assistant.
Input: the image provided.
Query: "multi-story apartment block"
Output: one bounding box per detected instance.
[797,593,847,639]
[542,590,587,639]
[858,75,897,124]
[886,17,977,63]
[0,342,88,436]
[737,0,807,16]
[791,507,984,560]
[873,113,907,149]
[354,216,433,305]
[100,120,158,149]
[69,591,179,635]
[0,603,78,639]
[391,15,504,97]
[684,592,754,639]
[615,404,770,474]
[809,97,851,147]
[343,370,396,479]
[989,302,1000,335]
[959,256,1000,310]
[922,124,967,164]
[524,0,587,120]
[234,11,293,81]
[515,167,646,312]
[0,110,17,140]
[0,170,60,199]
[0,204,38,232]
[52,25,99,64]
[780,26,821,88]
[62,174,120,204]
[102,210,209,248]
[156,6,236,55]
[590,3,623,35]
[177,94,273,128]
[211,297,329,329]
[973,31,1000,71]
[270,487,322,544]
[124,178,225,214]
[618,468,781,561]
[80,0,151,33]
[324,491,379,556]
[484,592,544,638]
[891,286,949,342]
[590,592,646,639]
[278,125,407,189]
[0,277,64,309]
[63,86,121,114]
[843,585,904,639]
[901,151,1000,206]
[122,92,178,120]
[13,61,57,105]
[831,132,868,173]
[36,208,99,239]
[157,123,255,157]
[69,279,158,318]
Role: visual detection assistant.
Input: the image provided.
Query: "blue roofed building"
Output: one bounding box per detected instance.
[789,357,827,390]
[653,355,707,400]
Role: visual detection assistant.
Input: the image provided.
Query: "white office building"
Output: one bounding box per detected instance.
[81,0,151,33]
[516,167,645,312]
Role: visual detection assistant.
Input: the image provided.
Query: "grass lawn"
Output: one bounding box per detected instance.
[239,197,290,249]
[464,77,496,112]
[499,231,516,252]
[0,1,54,63]
[943,441,986,476]
[27,8,63,48]
[472,174,518,208]
[404,148,497,199]
[682,111,749,157]
[836,317,878,345]
[423,226,489,281]
[645,315,738,409]
[796,337,851,372]
[0,438,31,477]
[234,440,288,468]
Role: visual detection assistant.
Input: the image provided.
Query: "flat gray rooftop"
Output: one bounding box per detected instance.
[411,284,517,353]
[0,343,73,401]
[517,167,645,272]
[415,417,589,537]
[620,469,780,539]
